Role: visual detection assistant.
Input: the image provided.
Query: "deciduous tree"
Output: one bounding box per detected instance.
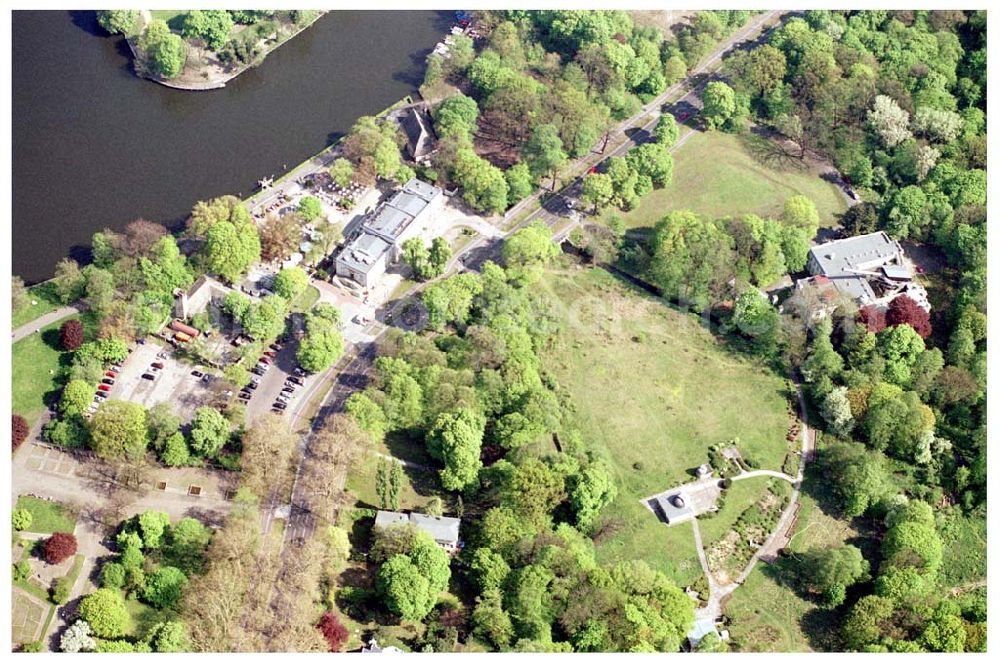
[79,588,131,639]
[90,400,148,462]
[189,407,230,458]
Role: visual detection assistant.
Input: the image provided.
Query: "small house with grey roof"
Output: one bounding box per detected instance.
[797,231,929,314]
[335,178,443,290]
[374,510,462,553]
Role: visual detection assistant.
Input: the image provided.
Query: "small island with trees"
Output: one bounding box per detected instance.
[95,9,325,90]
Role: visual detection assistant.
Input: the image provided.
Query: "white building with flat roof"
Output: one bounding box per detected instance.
[334,178,443,290]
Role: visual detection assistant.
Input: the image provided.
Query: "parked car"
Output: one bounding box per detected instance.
[251,367,266,376]
[293,367,306,376]
[96,389,109,397]
[275,396,289,405]
[89,402,99,411]
[238,398,250,405]
[263,350,277,359]
[280,391,293,399]
[191,370,204,378]
[201,374,214,382]
[94,395,107,402]
[98,383,111,391]
[104,371,118,378]
[141,373,156,381]
[288,376,304,386]
[103,378,115,386]
[269,343,282,352]
[152,362,164,370]
[239,392,252,400]
[258,357,271,365]
[111,365,122,372]
[272,402,287,410]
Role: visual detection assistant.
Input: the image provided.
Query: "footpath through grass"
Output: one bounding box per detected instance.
[539,266,791,586]
[12,282,62,330]
[15,496,78,534]
[11,316,76,426]
[725,466,858,652]
[602,131,847,229]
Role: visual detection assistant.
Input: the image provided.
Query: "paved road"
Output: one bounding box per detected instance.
[12,305,81,343]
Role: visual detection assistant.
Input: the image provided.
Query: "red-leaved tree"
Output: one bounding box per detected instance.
[59,319,85,351]
[886,294,932,338]
[43,532,78,564]
[13,415,29,450]
[857,305,887,333]
[317,611,349,652]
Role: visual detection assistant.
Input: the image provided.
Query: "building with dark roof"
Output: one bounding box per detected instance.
[399,107,437,163]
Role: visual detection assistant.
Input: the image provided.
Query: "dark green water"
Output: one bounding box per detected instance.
[12,10,450,283]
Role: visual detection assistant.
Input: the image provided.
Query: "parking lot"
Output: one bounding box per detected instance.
[242,338,314,421]
[98,341,220,421]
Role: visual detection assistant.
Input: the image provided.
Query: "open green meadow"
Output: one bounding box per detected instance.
[539,266,793,585]
[11,314,94,426]
[603,131,847,229]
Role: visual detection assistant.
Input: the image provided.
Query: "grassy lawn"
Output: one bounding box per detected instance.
[345,452,442,513]
[125,597,176,638]
[12,281,63,330]
[937,509,986,589]
[11,316,77,426]
[539,266,792,586]
[291,285,321,313]
[150,10,188,31]
[15,496,78,534]
[699,476,775,546]
[12,312,99,427]
[724,563,843,652]
[602,131,847,229]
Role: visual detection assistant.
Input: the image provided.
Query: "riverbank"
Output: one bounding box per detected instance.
[13,10,449,283]
[128,10,326,91]
[243,95,416,211]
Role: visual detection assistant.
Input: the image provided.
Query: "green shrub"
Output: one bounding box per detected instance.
[101,562,127,589]
[51,575,73,604]
[12,508,32,532]
[13,560,32,583]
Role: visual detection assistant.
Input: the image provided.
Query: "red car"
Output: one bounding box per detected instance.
[104,371,117,378]
[258,357,271,365]
[263,350,277,358]
[151,361,164,370]
[98,384,111,392]
[588,166,598,174]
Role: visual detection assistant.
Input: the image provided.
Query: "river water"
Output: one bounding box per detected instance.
[12,10,450,283]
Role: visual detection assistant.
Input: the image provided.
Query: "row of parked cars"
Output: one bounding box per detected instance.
[84,363,124,418]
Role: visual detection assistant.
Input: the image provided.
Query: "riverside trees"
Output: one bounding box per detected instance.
[426,10,753,211]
